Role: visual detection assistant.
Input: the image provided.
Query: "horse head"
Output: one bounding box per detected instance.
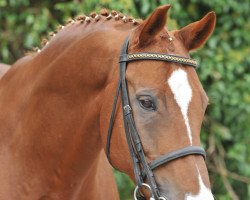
[101,5,216,200]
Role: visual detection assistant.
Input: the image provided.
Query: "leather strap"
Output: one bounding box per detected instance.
[120,38,145,187]
[120,38,161,198]
[149,146,206,170]
[106,78,121,164]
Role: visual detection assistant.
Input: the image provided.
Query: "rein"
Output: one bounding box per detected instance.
[106,37,206,200]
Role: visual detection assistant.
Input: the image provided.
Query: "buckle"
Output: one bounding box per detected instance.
[123,105,132,115]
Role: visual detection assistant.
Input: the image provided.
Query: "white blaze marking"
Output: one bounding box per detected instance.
[168,69,193,144]
[186,170,214,200]
[168,70,214,199]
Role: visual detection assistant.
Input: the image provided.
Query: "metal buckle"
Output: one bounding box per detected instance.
[123,105,132,115]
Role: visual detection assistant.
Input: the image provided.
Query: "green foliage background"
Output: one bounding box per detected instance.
[0,0,250,199]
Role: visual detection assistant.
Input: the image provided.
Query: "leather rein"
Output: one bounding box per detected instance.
[105,37,206,200]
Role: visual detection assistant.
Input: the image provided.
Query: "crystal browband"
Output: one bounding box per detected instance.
[119,52,198,68]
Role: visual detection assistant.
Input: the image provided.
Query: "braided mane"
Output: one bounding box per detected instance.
[36,8,141,53]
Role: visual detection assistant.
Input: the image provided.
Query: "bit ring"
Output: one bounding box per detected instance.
[134,183,152,200]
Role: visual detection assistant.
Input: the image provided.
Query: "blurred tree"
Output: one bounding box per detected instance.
[0,0,249,199]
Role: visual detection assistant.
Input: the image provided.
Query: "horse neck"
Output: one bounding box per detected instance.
[22,21,132,173]
[0,18,133,199]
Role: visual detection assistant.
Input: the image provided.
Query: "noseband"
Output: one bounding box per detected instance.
[106,37,206,200]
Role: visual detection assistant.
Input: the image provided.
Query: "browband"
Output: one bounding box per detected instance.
[120,52,198,68]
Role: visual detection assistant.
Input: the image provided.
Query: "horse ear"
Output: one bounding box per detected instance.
[135,5,171,46]
[178,12,216,51]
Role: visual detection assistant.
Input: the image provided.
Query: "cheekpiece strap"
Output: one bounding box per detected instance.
[120,52,198,68]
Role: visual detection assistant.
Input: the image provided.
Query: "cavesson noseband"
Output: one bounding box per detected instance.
[106,37,206,200]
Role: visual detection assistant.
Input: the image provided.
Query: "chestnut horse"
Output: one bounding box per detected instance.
[0,5,216,200]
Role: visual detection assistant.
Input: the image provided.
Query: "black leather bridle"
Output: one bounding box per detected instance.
[105,37,206,200]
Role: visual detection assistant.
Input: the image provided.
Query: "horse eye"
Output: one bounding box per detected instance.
[138,97,156,111]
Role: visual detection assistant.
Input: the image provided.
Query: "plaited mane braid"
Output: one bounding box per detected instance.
[35,8,140,53]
